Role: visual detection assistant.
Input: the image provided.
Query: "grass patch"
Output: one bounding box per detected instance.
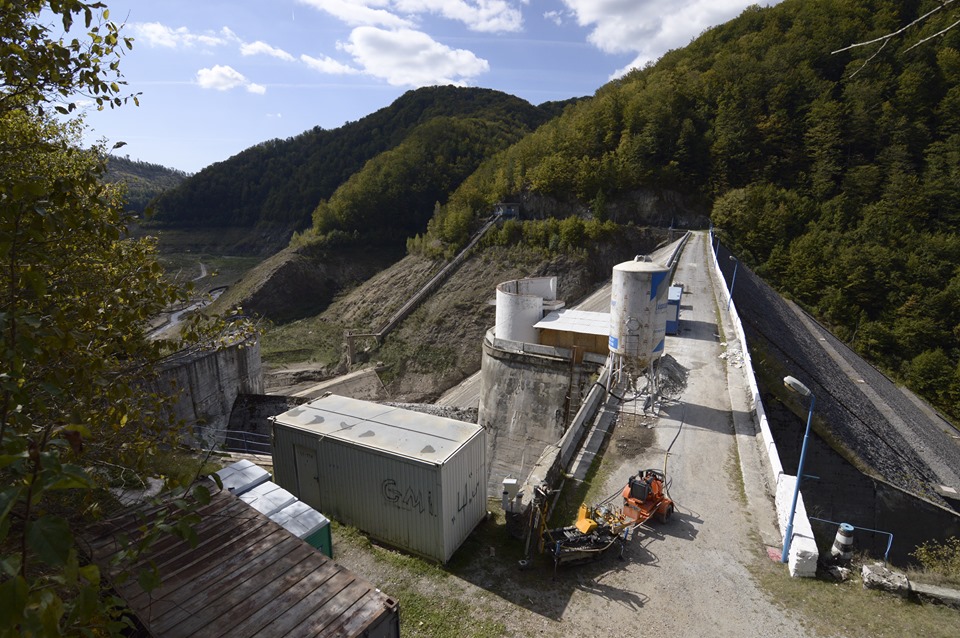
[447,505,525,571]
[332,518,509,638]
[750,556,960,638]
[260,318,344,366]
[727,435,748,507]
[389,585,507,638]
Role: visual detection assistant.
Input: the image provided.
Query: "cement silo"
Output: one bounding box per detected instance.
[608,256,671,374]
[494,276,559,343]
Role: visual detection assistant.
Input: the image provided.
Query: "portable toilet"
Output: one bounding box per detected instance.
[270,500,333,558]
[213,459,269,495]
[238,481,296,517]
[666,285,683,335]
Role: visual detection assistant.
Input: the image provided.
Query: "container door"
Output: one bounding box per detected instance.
[294,445,322,509]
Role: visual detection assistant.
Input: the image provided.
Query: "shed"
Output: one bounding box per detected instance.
[534,308,610,357]
[666,285,683,335]
[84,488,398,637]
[271,394,487,563]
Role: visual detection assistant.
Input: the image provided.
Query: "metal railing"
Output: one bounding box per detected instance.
[191,426,272,455]
[809,516,894,565]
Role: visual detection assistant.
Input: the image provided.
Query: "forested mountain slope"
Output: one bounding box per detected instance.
[105,154,188,215]
[150,86,562,230]
[409,0,959,420]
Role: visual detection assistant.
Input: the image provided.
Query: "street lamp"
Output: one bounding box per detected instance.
[727,255,739,311]
[781,375,816,564]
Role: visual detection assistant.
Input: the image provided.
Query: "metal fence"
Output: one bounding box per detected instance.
[191,426,272,455]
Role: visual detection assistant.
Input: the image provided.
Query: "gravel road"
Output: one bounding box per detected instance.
[530,231,811,635]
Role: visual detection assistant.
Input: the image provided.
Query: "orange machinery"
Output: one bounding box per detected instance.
[538,469,673,570]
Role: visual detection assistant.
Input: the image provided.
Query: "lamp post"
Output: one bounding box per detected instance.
[782,375,815,564]
[727,255,739,311]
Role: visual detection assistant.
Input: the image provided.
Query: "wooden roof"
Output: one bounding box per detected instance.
[84,487,398,637]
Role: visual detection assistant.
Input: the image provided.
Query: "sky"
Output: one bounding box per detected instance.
[73,1,783,173]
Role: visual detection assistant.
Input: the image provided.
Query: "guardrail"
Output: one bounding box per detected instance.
[192,426,272,455]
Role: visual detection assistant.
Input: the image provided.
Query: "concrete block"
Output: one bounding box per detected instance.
[775,473,819,577]
[862,563,909,597]
[909,581,960,609]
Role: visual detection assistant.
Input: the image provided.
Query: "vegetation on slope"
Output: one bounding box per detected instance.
[410,0,960,422]
[294,114,538,248]
[150,86,558,230]
[103,154,188,215]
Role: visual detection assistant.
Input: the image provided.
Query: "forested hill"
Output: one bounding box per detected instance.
[149,86,564,229]
[412,0,960,420]
[104,155,188,215]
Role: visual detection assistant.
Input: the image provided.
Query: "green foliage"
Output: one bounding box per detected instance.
[911,536,960,586]
[0,1,137,114]
[1,3,221,634]
[151,86,556,231]
[103,154,189,215]
[304,115,527,248]
[479,217,623,257]
[0,106,187,636]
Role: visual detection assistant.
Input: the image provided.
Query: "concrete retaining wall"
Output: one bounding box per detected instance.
[156,337,264,442]
[478,331,603,495]
[709,230,818,576]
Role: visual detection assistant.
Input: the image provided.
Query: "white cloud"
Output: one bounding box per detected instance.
[560,0,783,75]
[241,40,295,61]
[301,53,360,75]
[132,22,238,48]
[295,0,414,29]
[543,10,565,26]
[341,26,489,86]
[393,0,524,32]
[195,65,265,94]
[298,0,526,32]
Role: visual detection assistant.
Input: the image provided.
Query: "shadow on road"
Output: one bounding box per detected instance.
[674,319,720,341]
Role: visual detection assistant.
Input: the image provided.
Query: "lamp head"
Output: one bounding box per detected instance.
[783,375,811,396]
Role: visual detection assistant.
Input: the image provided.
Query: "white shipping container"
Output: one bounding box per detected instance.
[271,394,487,563]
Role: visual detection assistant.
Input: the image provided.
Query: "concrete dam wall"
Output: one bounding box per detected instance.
[478,331,604,495]
[156,337,264,440]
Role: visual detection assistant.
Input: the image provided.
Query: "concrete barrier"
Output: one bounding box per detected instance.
[708,230,817,576]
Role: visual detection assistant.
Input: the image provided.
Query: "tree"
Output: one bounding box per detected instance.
[1,3,206,635]
[0,1,136,114]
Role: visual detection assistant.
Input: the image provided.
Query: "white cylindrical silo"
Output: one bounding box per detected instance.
[494,277,557,343]
[608,257,671,369]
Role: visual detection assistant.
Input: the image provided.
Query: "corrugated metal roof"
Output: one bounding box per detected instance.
[534,308,610,337]
[84,488,397,638]
[273,394,482,464]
